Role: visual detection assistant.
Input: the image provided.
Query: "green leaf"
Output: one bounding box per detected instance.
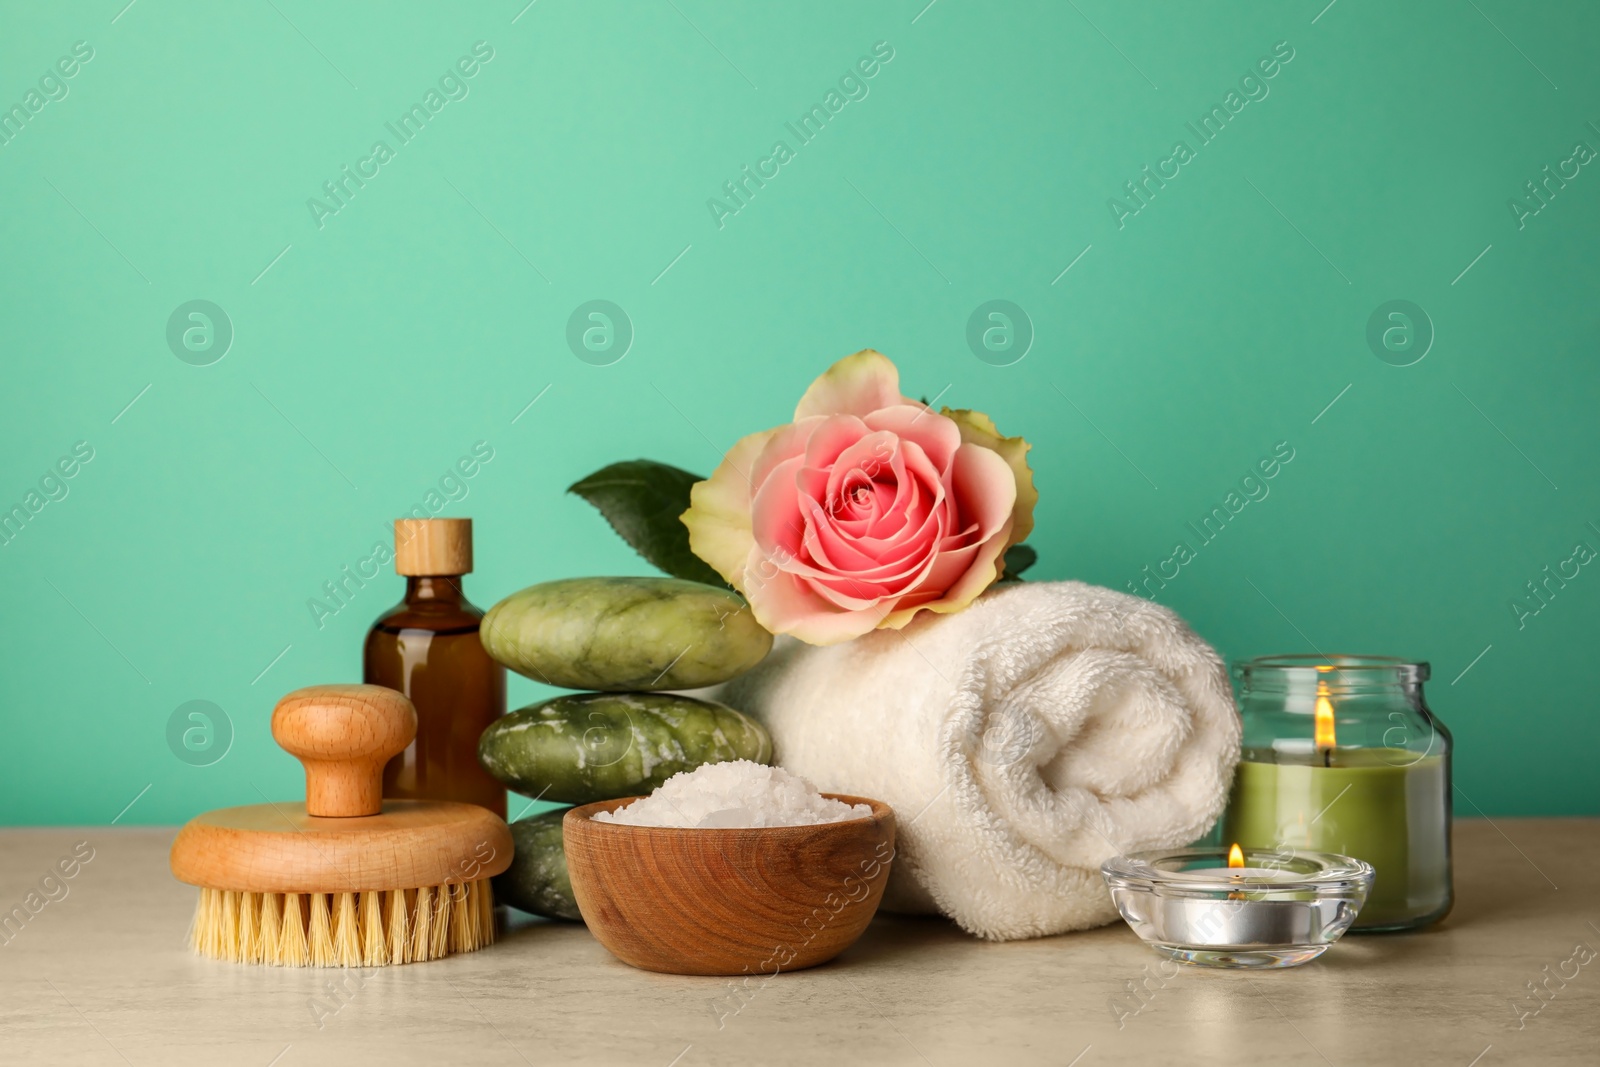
[999,543,1037,583]
[568,460,731,588]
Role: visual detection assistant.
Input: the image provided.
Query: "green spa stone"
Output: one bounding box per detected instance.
[477,691,772,805]
[493,808,581,922]
[480,576,773,691]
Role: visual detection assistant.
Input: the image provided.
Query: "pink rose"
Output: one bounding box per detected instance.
[682,350,1037,645]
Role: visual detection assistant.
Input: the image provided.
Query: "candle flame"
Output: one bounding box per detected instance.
[1228,843,1245,869]
[1314,679,1337,750]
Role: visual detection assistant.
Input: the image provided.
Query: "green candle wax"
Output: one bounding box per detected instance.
[1222,747,1451,930]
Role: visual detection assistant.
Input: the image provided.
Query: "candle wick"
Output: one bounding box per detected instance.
[1321,746,1331,768]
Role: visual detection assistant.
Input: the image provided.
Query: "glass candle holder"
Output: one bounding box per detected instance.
[1221,655,1453,932]
[1101,847,1373,969]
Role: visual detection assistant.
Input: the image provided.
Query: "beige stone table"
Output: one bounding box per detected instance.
[0,820,1595,1066]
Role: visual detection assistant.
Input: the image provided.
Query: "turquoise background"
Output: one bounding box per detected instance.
[2,0,1596,825]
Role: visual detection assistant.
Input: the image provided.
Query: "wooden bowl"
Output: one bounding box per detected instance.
[563,794,896,976]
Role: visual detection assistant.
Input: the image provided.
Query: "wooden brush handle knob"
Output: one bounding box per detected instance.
[271,685,417,818]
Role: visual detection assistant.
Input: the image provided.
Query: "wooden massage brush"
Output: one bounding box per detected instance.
[169,684,512,966]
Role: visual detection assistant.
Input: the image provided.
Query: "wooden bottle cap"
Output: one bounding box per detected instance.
[169,684,512,893]
[393,518,472,576]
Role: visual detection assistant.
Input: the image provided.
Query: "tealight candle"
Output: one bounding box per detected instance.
[1222,656,1453,932]
[1101,845,1373,969]
[1158,843,1294,882]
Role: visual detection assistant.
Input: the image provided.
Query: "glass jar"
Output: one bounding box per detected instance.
[1221,655,1452,931]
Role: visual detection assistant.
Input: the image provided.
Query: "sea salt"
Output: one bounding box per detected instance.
[593,760,872,829]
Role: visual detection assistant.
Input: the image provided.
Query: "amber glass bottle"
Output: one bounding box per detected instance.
[364,518,506,817]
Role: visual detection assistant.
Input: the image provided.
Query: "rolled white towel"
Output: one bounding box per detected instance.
[714,580,1239,941]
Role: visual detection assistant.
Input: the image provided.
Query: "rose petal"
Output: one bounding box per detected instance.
[788,492,945,590]
[820,430,892,489]
[830,470,877,526]
[880,517,1013,630]
[872,444,1018,629]
[791,415,868,473]
[811,544,941,603]
[801,499,882,574]
[794,350,909,420]
[863,405,962,471]
[867,468,920,539]
[749,454,810,560]
[743,564,887,644]
[942,406,1037,547]
[860,439,945,554]
[682,426,779,587]
[947,441,1016,543]
[799,501,921,582]
[752,416,826,488]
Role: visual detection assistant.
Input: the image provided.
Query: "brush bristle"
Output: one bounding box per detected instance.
[259,892,282,963]
[308,891,335,967]
[278,893,309,966]
[220,891,240,958]
[333,892,362,968]
[239,890,260,963]
[388,889,410,967]
[429,884,453,960]
[188,880,496,967]
[410,885,433,963]
[361,891,385,968]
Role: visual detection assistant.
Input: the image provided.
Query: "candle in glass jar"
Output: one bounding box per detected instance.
[1224,658,1453,932]
[1224,747,1448,928]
